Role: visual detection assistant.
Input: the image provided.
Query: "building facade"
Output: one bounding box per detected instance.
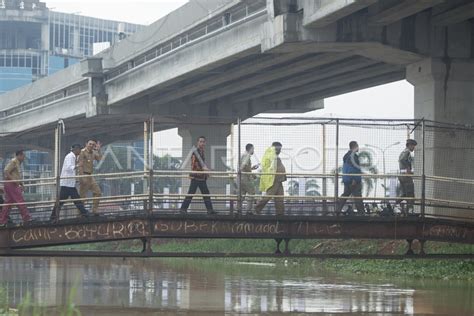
[0,0,144,193]
[0,0,142,93]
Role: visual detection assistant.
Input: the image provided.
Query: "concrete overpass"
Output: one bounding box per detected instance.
[0,0,473,207]
[1,0,473,140]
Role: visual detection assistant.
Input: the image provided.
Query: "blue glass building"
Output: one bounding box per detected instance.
[1,0,144,182]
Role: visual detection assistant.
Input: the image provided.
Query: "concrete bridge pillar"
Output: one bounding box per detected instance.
[178,124,232,211]
[407,58,474,218]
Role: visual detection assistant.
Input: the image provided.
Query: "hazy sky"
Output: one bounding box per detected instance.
[47,0,188,25]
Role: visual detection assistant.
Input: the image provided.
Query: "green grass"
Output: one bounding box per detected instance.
[0,286,81,316]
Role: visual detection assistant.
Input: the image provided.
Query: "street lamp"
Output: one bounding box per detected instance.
[364,142,400,197]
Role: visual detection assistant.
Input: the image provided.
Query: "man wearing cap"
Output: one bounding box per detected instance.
[50,144,89,222]
[78,139,103,215]
[397,139,417,214]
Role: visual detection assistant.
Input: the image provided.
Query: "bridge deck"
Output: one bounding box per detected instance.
[1,212,473,252]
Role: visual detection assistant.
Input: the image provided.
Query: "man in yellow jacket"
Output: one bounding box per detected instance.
[255,142,287,215]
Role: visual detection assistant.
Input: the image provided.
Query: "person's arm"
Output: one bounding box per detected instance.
[354,153,362,173]
[78,152,85,175]
[4,162,20,186]
[94,142,103,161]
[399,151,411,173]
[64,154,76,174]
[191,153,200,172]
[3,163,13,181]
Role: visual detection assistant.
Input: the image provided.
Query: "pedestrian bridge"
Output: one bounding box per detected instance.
[0,117,473,258]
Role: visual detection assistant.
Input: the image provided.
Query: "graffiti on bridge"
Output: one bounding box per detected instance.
[153,220,342,237]
[10,220,149,245]
[423,225,473,240]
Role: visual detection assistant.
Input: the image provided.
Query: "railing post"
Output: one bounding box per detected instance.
[147,116,154,215]
[334,119,340,213]
[54,121,63,219]
[237,118,242,215]
[421,118,426,217]
[322,123,327,213]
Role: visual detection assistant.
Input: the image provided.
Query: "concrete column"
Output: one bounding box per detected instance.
[406,57,474,218]
[41,22,50,77]
[178,124,232,211]
[72,27,80,56]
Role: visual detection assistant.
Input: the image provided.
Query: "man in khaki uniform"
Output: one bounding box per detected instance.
[397,139,417,215]
[238,143,259,215]
[78,139,103,214]
[255,142,287,216]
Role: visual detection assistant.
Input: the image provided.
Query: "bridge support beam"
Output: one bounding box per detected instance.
[407,58,474,219]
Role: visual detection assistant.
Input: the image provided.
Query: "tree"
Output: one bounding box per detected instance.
[358,150,379,197]
[287,180,299,196]
[305,179,321,197]
[153,154,181,193]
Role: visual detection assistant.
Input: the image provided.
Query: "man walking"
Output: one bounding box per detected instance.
[238,143,259,215]
[180,136,215,215]
[337,141,364,214]
[255,142,287,216]
[0,150,32,225]
[50,144,89,222]
[397,139,417,215]
[78,139,102,215]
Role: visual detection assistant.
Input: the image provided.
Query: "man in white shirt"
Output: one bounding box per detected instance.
[50,144,89,221]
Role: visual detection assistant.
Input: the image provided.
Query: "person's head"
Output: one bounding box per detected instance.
[406,139,417,152]
[85,139,97,151]
[196,136,206,150]
[349,141,359,152]
[272,141,282,155]
[71,144,82,156]
[245,143,254,155]
[15,150,25,162]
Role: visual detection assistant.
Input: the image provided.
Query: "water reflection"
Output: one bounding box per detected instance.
[0,258,472,315]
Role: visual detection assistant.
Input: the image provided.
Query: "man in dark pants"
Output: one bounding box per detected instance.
[50,144,89,221]
[337,141,364,214]
[180,136,216,215]
[397,139,417,215]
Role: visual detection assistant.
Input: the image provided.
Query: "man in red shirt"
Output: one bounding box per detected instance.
[180,136,216,215]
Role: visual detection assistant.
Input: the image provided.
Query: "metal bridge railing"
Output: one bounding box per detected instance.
[105,0,267,81]
[0,168,472,224]
[1,116,473,225]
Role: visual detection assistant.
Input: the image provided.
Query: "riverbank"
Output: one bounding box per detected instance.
[53,238,474,280]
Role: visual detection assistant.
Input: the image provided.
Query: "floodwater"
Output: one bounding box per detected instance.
[0,257,473,315]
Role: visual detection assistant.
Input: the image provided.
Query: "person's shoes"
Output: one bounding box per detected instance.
[92,212,100,217]
[179,209,187,215]
[207,210,217,215]
[23,218,35,226]
[246,211,254,216]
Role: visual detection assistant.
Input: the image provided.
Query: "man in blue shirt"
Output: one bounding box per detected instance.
[336,141,364,214]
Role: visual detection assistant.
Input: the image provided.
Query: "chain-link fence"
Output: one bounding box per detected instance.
[1,116,473,223]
